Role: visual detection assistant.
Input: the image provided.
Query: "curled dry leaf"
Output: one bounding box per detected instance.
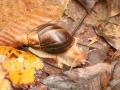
[0,46,44,88]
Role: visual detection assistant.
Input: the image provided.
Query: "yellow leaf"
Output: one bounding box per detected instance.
[9,71,20,85]
[20,69,35,85]
[0,46,44,86]
[3,60,22,72]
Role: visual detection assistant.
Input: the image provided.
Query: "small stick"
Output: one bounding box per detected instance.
[71,0,97,36]
[71,13,88,36]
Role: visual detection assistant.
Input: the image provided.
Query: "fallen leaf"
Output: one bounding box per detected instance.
[96,21,120,50]
[0,46,44,87]
[107,0,120,17]
[77,0,98,12]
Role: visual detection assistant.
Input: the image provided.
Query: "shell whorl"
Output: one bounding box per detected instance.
[37,24,74,54]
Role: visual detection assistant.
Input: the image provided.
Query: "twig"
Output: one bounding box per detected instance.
[72,13,88,36]
[71,0,97,36]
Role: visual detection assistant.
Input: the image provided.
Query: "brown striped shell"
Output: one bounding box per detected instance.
[37,24,74,54]
[0,0,70,47]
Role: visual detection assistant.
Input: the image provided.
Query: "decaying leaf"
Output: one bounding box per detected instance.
[43,63,113,90]
[77,0,98,12]
[96,22,120,50]
[107,0,120,16]
[0,0,70,30]
[0,46,44,87]
[29,84,48,90]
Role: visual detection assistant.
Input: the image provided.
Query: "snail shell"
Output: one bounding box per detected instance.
[37,24,74,54]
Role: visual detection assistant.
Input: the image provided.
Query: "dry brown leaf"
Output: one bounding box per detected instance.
[77,0,98,12]
[107,0,120,17]
[0,0,70,30]
[97,22,120,50]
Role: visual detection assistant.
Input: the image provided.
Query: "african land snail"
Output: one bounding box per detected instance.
[0,22,86,68]
[27,23,86,68]
[31,24,73,53]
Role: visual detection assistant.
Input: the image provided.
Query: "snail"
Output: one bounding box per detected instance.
[27,23,86,68]
[0,22,86,68]
[28,23,74,54]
